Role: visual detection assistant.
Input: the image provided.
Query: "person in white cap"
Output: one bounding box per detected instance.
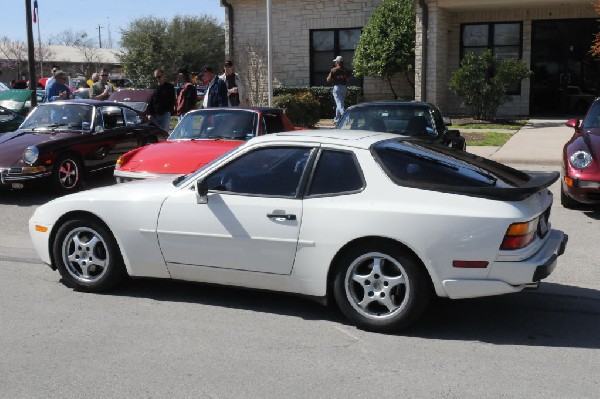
[327,55,349,124]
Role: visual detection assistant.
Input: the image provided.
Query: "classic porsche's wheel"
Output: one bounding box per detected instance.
[560,184,580,209]
[52,218,127,292]
[53,155,82,192]
[333,243,432,332]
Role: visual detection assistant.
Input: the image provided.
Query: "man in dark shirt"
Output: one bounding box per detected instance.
[327,55,349,124]
[149,69,176,131]
[201,66,228,108]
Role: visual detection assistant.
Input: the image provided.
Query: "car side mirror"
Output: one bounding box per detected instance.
[94,126,104,134]
[196,178,208,204]
[445,130,466,150]
[565,118,580,129]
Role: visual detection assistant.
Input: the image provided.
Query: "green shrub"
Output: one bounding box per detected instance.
[273,92,321,128]
[273,86,363,119]
[448,50,531,120]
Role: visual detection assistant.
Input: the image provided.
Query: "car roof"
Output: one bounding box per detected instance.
[40,99,138,107]
[248,129,398,149]
[346,101,437,110]
[186,106,284,114]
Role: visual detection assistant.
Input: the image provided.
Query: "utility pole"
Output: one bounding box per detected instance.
[97,25,103,48]
[25,0,37,107]
[106,17,112,49]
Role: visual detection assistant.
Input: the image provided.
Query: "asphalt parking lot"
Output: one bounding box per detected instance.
[0,163,599,398]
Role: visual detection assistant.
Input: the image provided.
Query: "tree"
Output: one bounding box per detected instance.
[119,15,224,87]
[448,50,531,120]
[77,45,104,77]
[352,0,415,98]
[0,37,28,79]
[592,0,600,57]
[48,29,93,47]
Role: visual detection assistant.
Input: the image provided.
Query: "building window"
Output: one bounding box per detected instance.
[460,22,523,94]
[310,28,361,86]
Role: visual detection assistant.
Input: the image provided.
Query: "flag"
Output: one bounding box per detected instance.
[33,0,38,23]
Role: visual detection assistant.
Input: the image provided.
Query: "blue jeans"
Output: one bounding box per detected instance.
[153,112,171,132]
[333,85,347,123]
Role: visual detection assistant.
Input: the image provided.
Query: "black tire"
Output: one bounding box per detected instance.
[560,183,580,209]
[52,217,127,292]
[333,243,432,332]
[52,154,82,192]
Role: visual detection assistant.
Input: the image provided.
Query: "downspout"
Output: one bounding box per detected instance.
[221,0,234,59]
[418,0,428,102]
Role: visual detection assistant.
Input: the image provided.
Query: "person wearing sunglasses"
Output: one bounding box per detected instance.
[91,69,113,100]
[46,70,72,102]
[148,69,176,132]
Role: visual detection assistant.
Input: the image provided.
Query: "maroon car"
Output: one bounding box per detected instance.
[561,97,600,208]
[108,88,155,117]
[0,100,168,192]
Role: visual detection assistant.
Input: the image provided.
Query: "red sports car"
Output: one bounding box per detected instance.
[561,97,600,208]
[114,107,300,182]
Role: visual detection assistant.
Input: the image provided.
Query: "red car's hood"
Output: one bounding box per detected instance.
[119,139,244,174]
[0,129,78,167]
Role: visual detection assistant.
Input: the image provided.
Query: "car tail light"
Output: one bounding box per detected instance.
[500,217,539,250]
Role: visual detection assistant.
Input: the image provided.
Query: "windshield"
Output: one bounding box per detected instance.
[583,101,600,130]
[20,103,94,131]
[169,109,257,140]
[337,105,437,138]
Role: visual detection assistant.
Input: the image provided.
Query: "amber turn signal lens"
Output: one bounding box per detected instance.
[564,176,574,187]
[35,225,48,232]
[501,218,539,250]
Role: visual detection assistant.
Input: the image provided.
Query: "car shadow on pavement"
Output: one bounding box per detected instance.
[106,278,600,348]
[108,277,345,323]
[409,283,600,348]
[0,172,116,206]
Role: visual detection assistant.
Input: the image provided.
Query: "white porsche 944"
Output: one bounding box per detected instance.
[29,130,568,332]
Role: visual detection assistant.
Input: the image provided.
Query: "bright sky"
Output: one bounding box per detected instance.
[3,0,225,48]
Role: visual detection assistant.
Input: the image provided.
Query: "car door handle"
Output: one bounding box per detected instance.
[266,213,296,221]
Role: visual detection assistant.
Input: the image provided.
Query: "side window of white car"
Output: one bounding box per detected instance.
[206,146,312,197]
[308,150,364,196]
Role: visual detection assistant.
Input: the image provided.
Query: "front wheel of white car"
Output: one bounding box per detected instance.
[52,218,127,292]
[333,243,432,332]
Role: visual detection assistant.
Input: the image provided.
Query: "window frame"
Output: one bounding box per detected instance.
[309,27,363,87]
[460,21,523,95]
[305,148,366,198]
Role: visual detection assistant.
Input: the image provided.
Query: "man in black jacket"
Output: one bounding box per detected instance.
[200,66,228,108]
[149,69,176,131]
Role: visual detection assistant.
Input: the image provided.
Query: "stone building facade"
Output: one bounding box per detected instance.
[221,0,598,117]
[416,0,598,117]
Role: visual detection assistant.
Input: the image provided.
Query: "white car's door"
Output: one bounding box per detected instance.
[157,145,314,275]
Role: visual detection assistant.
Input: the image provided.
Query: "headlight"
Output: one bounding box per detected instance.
[570,151,592,169]
[23,146,39,165]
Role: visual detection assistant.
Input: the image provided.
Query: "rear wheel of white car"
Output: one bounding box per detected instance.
[333,243,432,332]
[52,155,82,192]
[52,218,127,292]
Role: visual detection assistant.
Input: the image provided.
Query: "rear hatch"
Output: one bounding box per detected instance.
[372,139,558,201]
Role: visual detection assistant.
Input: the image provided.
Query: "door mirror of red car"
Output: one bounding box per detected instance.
[196,178,208,204]
[565,118,580,129]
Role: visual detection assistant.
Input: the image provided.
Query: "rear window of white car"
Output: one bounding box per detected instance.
[372,140,527,189]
